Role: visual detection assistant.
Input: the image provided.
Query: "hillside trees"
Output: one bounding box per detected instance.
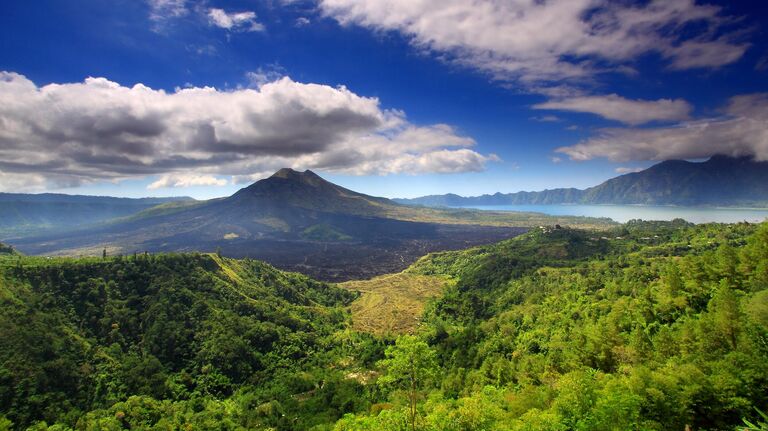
[377,336,439,431]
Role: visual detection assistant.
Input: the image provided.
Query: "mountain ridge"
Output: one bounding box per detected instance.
[395,155,768,207]
[5,168,612,281]
[0,192,195,237]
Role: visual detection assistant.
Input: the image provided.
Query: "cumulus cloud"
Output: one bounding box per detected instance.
[0,71,496,190]
[318,0,748,89]
[148,173,228,189]
[208,8,264,31]
[534,94,692,125]
[556,93,768,162]
[207,8,264,32]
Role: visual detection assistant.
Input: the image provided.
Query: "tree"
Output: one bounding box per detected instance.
[0,416,12,431]
[708,280,741,350]
[377,335,439,431]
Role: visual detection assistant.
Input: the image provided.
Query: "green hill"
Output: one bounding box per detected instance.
[337,220,768,430]
[2,222,766,430]
[0,252,367,430]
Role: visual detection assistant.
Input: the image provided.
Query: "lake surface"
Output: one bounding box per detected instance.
[458,204,768,224]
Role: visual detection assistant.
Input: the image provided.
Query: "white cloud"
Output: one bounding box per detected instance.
[148,173,228,189]
[318,0,748,89]
[0,71,496,190]
[148,0,189,21]
[534,94,692,125]
[295,17,311,27]
[207,8,264,32]
[556,93,768,162]
[614,167,644,174]
[0,171,47,193]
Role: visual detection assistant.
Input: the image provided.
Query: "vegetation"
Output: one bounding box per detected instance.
[337,220,768,430]
[377,336,439,431]
[1,219,767,430]
[0,250,373,430]
[340,273,450,335]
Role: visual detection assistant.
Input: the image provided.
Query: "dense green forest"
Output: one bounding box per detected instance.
[1,220,767,430]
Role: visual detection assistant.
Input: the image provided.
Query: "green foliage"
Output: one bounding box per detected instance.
[377,336,439,431]
[743,408,768,430]
[341,221,768,430]
[0,253,365,430]
[2,220,767,431]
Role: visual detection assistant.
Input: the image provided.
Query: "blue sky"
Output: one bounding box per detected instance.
[1,0,767,199]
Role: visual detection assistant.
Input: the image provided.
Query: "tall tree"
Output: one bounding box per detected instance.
[377,335,438,431]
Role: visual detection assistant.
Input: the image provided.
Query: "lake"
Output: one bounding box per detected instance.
[458,204,768,224]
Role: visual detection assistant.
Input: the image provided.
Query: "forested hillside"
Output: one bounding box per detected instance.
[0,251,377,430]
[337,221,768,430]
[1,220,767,430]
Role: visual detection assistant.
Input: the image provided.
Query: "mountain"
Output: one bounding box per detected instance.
[396,155,768,207]
[5,169,615,280]
[582,155,768,205]
[10,169,586,280]
[0,192,194,237]
[230,168,394,215]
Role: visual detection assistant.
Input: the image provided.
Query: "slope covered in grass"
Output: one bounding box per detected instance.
[340,273,451,335]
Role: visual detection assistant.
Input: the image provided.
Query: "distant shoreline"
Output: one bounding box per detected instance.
[452,204,768,224]
[455,203,768,211]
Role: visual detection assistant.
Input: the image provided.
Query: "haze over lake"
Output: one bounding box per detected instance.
[459,205,768,224]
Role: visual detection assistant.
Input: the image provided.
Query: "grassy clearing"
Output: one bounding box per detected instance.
[340,273,451,335]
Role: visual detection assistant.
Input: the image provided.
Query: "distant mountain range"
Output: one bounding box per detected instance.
[395,155,768,207]
[0,192,193,237]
